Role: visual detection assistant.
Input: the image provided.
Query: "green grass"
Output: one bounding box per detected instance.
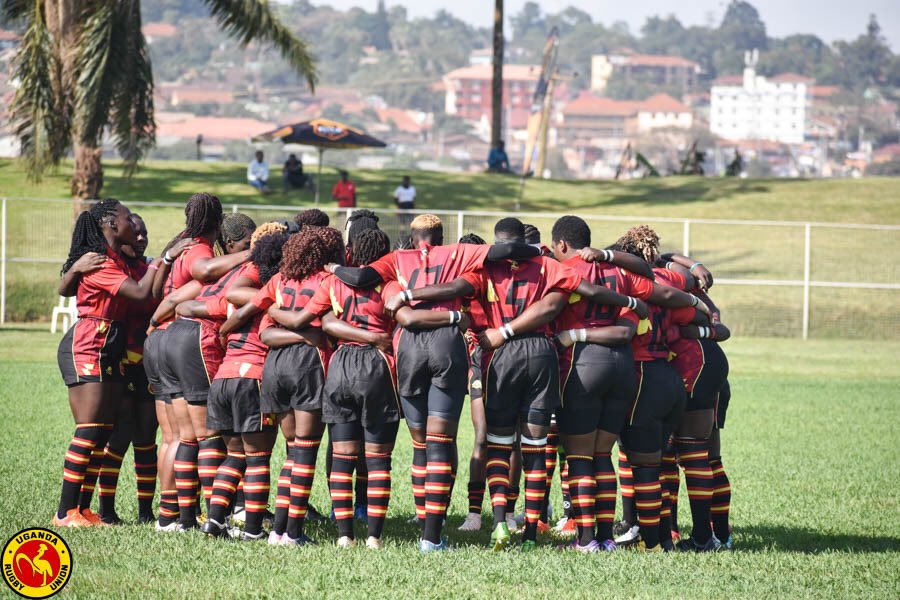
[0,327,898,598]
[2,159,899,339]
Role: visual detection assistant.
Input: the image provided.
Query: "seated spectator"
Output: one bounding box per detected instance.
[247,150,271,193]
[487,141,511,173]
[282,154,310,192]
[332,170,357,208]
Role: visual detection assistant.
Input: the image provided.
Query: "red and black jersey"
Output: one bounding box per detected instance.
[305,273,395,345]
[76,247,131,321]
[163,238,214,296]
[123,259,160,365]
[462,256,581,336]
[253,271,330,333]
[554,256,654,332]
[668,326,704,393]
[367,242,491,311]
[631,303,696,362]
[654,268,690,292]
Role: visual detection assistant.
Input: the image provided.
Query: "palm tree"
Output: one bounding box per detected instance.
[3,0,317,200]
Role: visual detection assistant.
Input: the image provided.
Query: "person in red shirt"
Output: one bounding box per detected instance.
[53,200,168,528]
[331,170,357,208]
[267,228,401,550]
[385,217,647,551]
[217,226,346,545]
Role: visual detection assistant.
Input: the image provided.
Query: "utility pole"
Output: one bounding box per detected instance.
[490,0,504,149]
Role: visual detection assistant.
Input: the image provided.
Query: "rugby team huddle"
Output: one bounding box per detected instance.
[52,192,734,554]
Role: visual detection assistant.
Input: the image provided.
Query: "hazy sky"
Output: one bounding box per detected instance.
[311,1,898,49]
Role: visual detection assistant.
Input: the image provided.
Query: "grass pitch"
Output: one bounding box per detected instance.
[0,326,898,598]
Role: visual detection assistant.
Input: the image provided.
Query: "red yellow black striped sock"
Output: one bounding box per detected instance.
[57,424,105,519]
[208,451,246,525]
[198,436,227,513]
[272,441,294,536]
[542,427,559,522]
[133,443,157,519]
[566,454,596,546]
[411,440,427,526]
[659,475,673,547]
[243,451,271,536]
[158,489,179,526]
[633,465,662,548]
[676,438,714,544]
[97,444,126,518]
[521,440,547,542]
[593,452,617,541]
[660,445,680,533]
[485,442,512,526]
[330,452,357,538]
[288,438,321,539]
[709,456,731,541]
[78,424,113,511]
[618,448,635,524]
[365,452,392,539]
[354,455,368,510]
[560,451,571,518]
[467,481,486,515]
[505,486,520,515]
[423,433,454,543]
[174,439,201,526]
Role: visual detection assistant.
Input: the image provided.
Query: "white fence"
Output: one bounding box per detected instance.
[2,197,899,339]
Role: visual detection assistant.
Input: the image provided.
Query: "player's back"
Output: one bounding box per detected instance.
[393,243,489,311]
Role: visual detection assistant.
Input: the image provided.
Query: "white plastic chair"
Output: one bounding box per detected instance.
[50,296,78,333]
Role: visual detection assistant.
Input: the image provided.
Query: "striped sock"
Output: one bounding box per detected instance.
[133,443,157,519]
[158,489,179,526]
[411,440,427,526]
[288,438,321,539]
[330,452,356,538]
[79,425,113,511]
[521,440,547,542]
[423,433,454,544]
[174,439,200,526]
[633,465,662,549]
[566,454,596,546]
[467,481,486,515]
[208,451,246,525]
[618,449,635,524]
[676,438,715,543]
[659,474,673,547]
[97,444,126,518]
[272,442,295,536]
[505,486,520,516]
[355,456,368,511]
[198,436,227,513]
[593,452,617,541]
[709,456,731,541]
[57,424,104,518]
[559,450,571,519]
[542,427,559,522]
[244,451,272,536]
[660,444,680,533]
[485,443,512,526]
[365,452,392,539]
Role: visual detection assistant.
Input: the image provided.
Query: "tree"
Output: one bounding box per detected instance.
[833,15,892,91]
[510,1,542,41]
[716,1,767,74]
[491,0,503,149]
[370,0,391,51]
[5,0,317,199]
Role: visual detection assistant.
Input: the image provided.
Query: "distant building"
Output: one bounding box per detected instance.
[469,48,493,66]
[443,63,540,125]
[142,22,176,44]
[709,51,811,144]
[591,51,700,92]
[559,92,693,142]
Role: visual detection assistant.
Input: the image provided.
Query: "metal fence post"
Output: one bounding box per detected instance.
[232,204,238,214]
[0,197,6,324]
[457,211,464,241]
[682,219,690,256]
[802,223,811,340]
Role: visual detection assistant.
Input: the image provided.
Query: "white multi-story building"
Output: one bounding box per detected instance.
[710,51,811,144]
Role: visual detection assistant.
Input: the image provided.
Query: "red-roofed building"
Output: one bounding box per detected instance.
[158,83,234,107]
[560,92,693,141]
[591,51,701,92]
[155,113,275,144]
[142,22,176,43]
[443,63,540,125]
[0,29,19,49]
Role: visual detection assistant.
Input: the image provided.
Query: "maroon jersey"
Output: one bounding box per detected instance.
[367,242,491,311]
[462,256,581,337]
[76,247,131,321]
[305,273,395,344]
[554,256,654,332]
[123,259,160,365]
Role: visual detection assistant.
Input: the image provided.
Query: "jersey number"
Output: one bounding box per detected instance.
[407,264,444,290]
[504,279,529,322]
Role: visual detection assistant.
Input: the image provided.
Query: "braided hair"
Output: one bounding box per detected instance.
[220,213,257,252]
[280,226,345,283]
[346,209,379,246]
[615,225,660,264]
[351,228,390,266]
[459,232,486,245]
[294,208,330,228]
[62,198,122,273]
[183,193,223,239]
[250,231,290,285]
